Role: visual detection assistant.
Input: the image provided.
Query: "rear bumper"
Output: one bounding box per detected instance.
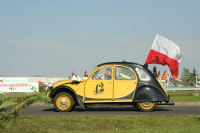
[167,99,175,105]
[157,99,175,106]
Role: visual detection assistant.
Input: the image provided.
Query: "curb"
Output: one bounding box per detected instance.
[175,102,200,106]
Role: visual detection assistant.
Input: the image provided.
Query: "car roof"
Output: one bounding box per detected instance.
[97,62,143,67]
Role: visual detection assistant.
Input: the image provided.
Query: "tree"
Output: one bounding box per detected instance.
[181,68,191,86]
[152,66,158,78]
[122,59,126,62]
[180,67,198,86]
[192,67,197,76]
[191,67,197,86]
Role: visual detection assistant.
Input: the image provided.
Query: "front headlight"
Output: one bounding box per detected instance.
[46,83,53,92]
[47,83,53,88]
[46,83,53,97]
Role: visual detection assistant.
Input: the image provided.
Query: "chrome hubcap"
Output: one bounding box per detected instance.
[60,99,67,106]
[143,102,150,105]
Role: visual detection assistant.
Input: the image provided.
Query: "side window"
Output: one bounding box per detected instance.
[115,66,136,80]
[92,66,112,80]
[135,67,151,81]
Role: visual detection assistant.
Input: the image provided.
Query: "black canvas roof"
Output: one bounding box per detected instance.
[97,62,142,67]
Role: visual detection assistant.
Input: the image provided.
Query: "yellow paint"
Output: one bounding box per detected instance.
[84,80,113,100]
[114,80,136,99]
[83,99,132,103]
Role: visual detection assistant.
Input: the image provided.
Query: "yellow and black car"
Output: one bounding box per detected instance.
[46,62,174,112]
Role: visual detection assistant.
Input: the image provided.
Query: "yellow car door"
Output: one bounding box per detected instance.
[113,65,138,102]
[84,66,114,102]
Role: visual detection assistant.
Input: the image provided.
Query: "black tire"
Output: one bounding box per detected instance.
[137,102,157,112]
[53,92,75,112]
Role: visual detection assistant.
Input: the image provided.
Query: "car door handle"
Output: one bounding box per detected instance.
[109,82,112,84]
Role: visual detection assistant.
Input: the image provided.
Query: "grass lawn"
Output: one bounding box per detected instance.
[0,92,200,132]
[1,115,200,133]
[168,90,200,102]
[171,96,200,102]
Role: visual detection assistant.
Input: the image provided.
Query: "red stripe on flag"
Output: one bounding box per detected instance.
[145,49,179,78]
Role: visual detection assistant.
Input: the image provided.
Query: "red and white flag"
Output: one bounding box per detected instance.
[145,34,182,78]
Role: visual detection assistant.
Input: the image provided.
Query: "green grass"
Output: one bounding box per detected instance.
[0,92,50,102]
[0,92,200,132]
[167,90,200,102]
[171,96,200,102]
[167,90,200,95]
[0,92,29,96]
[1,115,200,133]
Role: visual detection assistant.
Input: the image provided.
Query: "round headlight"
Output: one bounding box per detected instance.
[48,83,53,88]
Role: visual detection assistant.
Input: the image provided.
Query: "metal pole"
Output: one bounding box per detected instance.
[196,74,198,92]
[196,74,197,86]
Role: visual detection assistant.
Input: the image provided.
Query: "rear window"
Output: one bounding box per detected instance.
[135,67,151,81]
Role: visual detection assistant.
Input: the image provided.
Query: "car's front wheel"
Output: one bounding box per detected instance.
[137,102,157,112]
[54,92,75,112]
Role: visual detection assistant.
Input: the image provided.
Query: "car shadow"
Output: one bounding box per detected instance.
[42,106,171,112]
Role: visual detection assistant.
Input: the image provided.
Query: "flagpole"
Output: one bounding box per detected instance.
[151,34,159,49]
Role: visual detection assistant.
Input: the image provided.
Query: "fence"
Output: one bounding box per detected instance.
[165,87,200,92]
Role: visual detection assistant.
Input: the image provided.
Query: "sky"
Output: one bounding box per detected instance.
[0,0,200,78]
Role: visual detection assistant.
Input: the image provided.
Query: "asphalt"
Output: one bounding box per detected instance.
[2,102,200,106]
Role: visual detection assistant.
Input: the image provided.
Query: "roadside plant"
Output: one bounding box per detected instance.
[0,93,51,129]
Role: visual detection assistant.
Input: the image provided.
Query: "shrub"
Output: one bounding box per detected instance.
[39,86,46,93]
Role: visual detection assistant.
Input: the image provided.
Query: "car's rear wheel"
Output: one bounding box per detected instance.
[54,92,75,112]
[137,102,157,112]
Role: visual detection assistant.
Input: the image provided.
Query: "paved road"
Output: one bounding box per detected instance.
[22,105,200,116]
